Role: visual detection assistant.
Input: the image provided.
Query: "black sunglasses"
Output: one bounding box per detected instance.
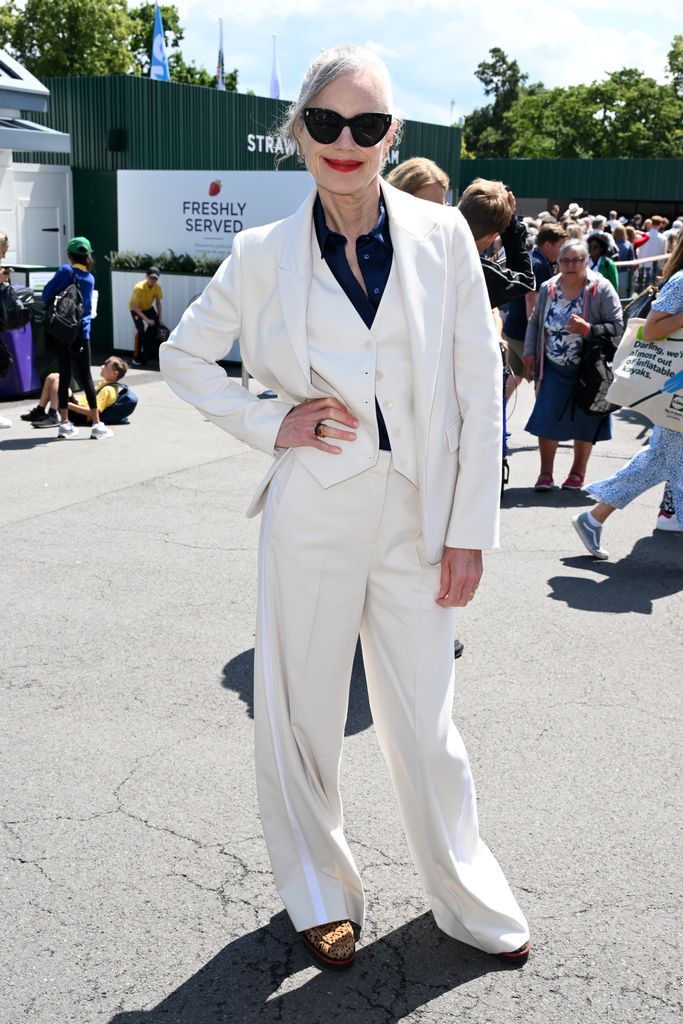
[303,108,392,147]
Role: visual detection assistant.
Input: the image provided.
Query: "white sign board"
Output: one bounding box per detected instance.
[117,170,313,261]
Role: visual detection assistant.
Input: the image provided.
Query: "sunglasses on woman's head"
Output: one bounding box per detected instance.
[303,108,393,147]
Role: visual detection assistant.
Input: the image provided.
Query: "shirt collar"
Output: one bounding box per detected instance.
[72,262,88,272]
[313,193,390,257]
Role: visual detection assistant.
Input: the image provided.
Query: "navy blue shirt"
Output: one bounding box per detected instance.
[313,194,393,450]
[503,247,555,342]
[43,262,95,340]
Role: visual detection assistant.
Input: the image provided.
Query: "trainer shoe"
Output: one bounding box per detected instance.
[21,404,47,422]
[572,511,609,559]
[90,423,113,440]
[655,513,683,532]
[0,416,11,428]
[32,410,59,428]
[57,421,79,440]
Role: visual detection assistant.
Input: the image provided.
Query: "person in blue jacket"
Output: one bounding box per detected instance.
[42,237,112,440]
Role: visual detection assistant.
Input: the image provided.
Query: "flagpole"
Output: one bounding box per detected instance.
[216,18,226,91]
[270,33,282,99]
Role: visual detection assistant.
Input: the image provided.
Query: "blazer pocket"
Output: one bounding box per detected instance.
[445,417,463,454]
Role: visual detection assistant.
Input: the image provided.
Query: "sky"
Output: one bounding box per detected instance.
[150,0,682,125]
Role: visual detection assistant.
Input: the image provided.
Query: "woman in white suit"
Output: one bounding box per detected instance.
[160,44,529,971]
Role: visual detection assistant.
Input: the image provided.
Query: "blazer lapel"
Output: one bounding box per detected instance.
[277,188,317,384]
[381,182,449,418]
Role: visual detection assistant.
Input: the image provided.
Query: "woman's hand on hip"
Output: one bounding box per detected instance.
[437,548,483,608]
[275,398,358,454]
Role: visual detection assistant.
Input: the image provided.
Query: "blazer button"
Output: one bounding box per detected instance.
[363,340,372,349]
[375,370,384,381]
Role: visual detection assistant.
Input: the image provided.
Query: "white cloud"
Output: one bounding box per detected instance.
[148,1,678,123]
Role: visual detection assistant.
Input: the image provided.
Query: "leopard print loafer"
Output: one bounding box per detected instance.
[301,919,356,970]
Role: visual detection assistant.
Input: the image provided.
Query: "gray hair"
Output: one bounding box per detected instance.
[276,44,402,164]
[558,239,589,261]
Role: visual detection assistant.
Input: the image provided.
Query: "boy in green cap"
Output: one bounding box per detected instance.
[41,237,113,440]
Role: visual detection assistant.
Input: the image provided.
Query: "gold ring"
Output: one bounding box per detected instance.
[469,590,477,599]
[314,421,325,438]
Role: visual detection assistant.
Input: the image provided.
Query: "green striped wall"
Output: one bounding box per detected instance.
[16,76,460,185]
[459,158,683,204]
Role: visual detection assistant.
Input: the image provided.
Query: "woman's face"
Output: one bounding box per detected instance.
[588,239,602,262]
[0,236,8,259]
[295,70,395,200]
[558,249,588,283]
[412,181,447,205]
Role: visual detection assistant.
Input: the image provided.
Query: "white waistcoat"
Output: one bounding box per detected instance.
[291,233,418,489]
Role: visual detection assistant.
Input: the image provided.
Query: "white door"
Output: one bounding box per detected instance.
[20,202,63,265]
[13,165,73,266]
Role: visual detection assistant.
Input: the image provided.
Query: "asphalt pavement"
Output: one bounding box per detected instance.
[1,366,681,1024]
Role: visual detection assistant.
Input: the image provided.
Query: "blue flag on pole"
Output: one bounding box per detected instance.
[270,34,282,99]
[150,3,170,81]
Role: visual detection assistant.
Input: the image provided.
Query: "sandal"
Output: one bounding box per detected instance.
[534,473,554,491]
[302,919,356,971]
[562,472,585,491]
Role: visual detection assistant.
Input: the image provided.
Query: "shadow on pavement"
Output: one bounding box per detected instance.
[0,435,58,450]
[107,910,504,1024]
[222,641,373,736]
[613,407,652,442]
[502,485,593,509]
[548,535,683,614]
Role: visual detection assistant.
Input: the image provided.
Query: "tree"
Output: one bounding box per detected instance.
[1,0,133,77]
[0,0,237,89]
[128,3,237,89]
[667,34,683,97]
[505,68,683,158]
[462,48,537,157]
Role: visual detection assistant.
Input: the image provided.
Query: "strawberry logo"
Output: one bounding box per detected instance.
[208,179,222,197]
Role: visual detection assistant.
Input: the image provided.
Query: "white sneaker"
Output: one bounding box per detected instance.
[0,416,11,428]
[655,513,683,533]
[90,423,113,440]
[57,421,79,440]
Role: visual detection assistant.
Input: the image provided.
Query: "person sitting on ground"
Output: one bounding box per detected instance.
[587,232,619,292]
[129,266,163,367]
[22,356,128,428]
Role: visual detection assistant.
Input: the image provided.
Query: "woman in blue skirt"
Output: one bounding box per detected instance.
[523,239,623,490]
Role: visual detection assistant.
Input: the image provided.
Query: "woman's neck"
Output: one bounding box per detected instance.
[318,180,382,241]
[560,274,586,299]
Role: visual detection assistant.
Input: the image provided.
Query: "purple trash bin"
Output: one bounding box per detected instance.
[0,322,41,399]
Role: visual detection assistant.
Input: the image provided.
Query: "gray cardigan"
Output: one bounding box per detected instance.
[523,270,624,378]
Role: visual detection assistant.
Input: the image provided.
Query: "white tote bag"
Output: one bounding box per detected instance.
[606,318,683,433]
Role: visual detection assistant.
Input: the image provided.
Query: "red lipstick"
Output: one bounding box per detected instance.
[323,158,363,173]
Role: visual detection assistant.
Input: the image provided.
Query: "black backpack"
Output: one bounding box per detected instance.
[0,282,33,331]
[99,381,139,425]
[45,270,83,346]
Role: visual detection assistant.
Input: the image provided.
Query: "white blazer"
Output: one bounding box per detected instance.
[160,180,503,563]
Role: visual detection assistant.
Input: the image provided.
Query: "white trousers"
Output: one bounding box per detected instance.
[254,452,529,954]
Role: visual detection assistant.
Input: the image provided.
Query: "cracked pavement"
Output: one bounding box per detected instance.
[1,371,682,1023]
